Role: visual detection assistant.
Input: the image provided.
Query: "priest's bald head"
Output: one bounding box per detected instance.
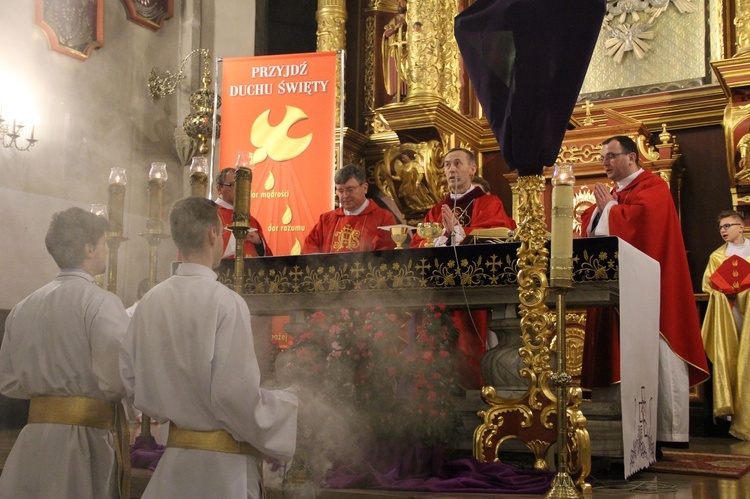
[600,136,640,183]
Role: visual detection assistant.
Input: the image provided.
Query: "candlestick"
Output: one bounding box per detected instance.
[142,162,168,437]
[546,162,579,498]
[147,162,168,232]
[189,156,209,198]
[550,164,574,289]
[108,167,127,235]
[106,167,128,293]
[230,155,253,293]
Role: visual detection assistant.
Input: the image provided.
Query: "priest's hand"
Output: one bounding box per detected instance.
[441,204,458,233]
[247,231,261,245]
[593,183,616,212]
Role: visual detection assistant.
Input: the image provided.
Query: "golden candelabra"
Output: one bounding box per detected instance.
[231,153,253,294]
[106,167,128,293]
[148,48,221,156]
[547,164,578,498]
[141,161,169,437]
[189,156,209,198]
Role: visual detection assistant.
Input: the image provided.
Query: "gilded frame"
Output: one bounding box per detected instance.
[35,0,104,62]
[568,0,733,133]
[120,0,174,31]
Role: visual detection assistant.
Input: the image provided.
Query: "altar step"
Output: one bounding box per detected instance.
[456,389,624,459]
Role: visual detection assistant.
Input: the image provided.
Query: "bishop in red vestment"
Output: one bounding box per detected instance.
[410,148,516,388]
[580,135,709,445]
[302,164,397,254]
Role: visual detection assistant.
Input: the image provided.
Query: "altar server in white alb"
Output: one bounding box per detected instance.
[0,207,130,499]
[121,197,298,499]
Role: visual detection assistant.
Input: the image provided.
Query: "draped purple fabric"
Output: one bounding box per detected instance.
[131,435,165,471]
[454,0,606,175]
[326,445,554,494]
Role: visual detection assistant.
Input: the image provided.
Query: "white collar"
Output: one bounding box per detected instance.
[215,197,233,210]
[616,168,644,190]
[344,198,369,216]
[449,184,477,200]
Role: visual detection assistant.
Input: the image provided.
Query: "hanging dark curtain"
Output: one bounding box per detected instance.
[454,0,606,175]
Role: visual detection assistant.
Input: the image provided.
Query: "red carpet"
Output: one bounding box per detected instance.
[648,450,750,479]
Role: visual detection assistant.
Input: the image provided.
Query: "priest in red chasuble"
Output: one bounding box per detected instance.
[701,210,750,441]
[215,168,272,258]
[580,135,709,448]
[410,147,517,389]
[302,164,397,254]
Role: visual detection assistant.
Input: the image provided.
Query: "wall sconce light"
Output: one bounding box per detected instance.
[147,49,221,156]
[0,107,37,152]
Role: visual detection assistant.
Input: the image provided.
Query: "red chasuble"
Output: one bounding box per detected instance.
[218,205,272,258]
[580,169,709,387]
[709,255,750,295]
[409,189,516,248]
[302,201,397,254]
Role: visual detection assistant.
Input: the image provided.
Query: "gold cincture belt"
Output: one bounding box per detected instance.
[168,422,259,456]
[28,395,115,429]
[27,395,130,499]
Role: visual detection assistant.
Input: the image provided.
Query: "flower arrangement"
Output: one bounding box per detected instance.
[278,304,461,451]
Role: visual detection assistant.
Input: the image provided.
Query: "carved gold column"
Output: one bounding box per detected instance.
[317,0,347,128]
[404,0,452,104]
[736,0,750,55]
[437,0,460,111]
[473,175,591,494]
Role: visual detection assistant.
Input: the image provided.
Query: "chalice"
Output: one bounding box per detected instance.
[417,222,442,248]
[390,226,409,249]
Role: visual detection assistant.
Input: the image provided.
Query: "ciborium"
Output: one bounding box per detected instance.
[416,222,442,248]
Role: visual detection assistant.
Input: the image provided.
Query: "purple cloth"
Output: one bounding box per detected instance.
[454,0,606,175]
[130,435,165,471]
[326,446,554,494]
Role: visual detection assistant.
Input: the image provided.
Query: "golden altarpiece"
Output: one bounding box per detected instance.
[297,0,750,492]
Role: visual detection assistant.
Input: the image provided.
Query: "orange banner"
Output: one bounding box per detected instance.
[219,52,337,256]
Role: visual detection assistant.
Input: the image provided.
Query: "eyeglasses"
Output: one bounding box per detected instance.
[218,182,236,188]
[336,184,364,196]
[719,223,742,231]
[598,152,629,163]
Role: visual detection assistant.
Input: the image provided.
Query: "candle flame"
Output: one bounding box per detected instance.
[291,238,301,255]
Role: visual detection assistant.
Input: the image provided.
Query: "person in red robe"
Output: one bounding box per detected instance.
[302,164,397,254]
[580,135,709,449]
[410,148,517,389]
[410,148,516,248]
[215,168,272,258]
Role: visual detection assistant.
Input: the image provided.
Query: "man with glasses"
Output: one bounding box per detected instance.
[302,164,397,253]
[215,168,271,258]
[701,210,750,441]
[580,135,709,456]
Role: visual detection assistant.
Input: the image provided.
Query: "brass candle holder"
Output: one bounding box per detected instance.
[189,156,209,198]
[106,167,128,293]
[416,222,442,248]
[141,161,169,438]
[230,153,253,294]
[546,163,578,499]
[89,204,108,288]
